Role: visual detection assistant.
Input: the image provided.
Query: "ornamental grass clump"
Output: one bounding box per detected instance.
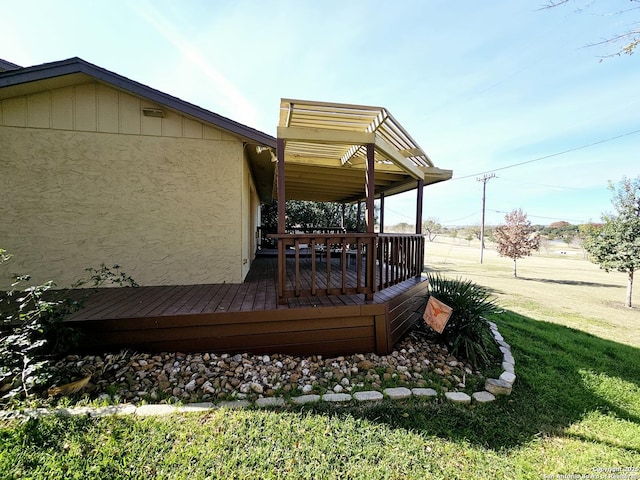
[418,273,501,368]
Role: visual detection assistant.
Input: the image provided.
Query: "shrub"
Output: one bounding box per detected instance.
[416,273,501,368]
[1,277,82,400]
[0,251,137,401]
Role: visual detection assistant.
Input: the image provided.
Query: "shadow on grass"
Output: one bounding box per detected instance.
[298,310,640,452]
[518,276,621,288]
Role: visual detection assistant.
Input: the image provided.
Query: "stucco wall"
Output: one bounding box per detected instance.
[240,152,261,280]
[0,83,249,288]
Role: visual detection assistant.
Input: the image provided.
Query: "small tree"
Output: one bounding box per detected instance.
[422,217,442,242]
[583,177,640,308]
[494,209,540,277]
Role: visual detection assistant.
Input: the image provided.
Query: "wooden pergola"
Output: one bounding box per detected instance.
[275,99,452,230]
[272,99,452,302]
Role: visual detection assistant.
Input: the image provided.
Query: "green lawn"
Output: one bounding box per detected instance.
[2,314,638,479]
[1,239,639,479]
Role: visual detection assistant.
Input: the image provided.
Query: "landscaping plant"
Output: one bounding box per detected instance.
[417,273,501,368]
[0,249,137,401]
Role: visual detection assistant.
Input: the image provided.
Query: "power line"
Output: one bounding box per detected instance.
[441,211,481,224]
[452,128,640,181]
[490,209,590,224]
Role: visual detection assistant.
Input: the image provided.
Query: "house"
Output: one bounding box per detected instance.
[0,57,275,288]
[0,57,453,356]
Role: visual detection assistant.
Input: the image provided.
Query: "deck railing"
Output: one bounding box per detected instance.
[269,233,424,302]
[376,233,425,290]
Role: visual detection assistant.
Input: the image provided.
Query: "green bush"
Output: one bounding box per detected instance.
[1,249,137,401]
[416,273,501,368]
[0,277,82,400]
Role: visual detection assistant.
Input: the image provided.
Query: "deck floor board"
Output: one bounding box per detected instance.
[65,257,426,322]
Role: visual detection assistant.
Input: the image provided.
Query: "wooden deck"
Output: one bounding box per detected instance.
[63,257,428,356]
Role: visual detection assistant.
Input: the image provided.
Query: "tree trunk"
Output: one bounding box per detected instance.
[626,268,633,308]
[513,259,518,278]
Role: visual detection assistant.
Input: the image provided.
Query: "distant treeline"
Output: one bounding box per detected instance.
[388,220,602,246]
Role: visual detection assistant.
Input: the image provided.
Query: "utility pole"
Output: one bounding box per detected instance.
[477,173,496,264]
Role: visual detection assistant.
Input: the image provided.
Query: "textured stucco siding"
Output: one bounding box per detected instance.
[0,125,245,289]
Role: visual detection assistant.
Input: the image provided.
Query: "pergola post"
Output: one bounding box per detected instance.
[365,143,376,300]
[366,144,375,233]
[416,178,424,277]
[379,192,385,233]
[416,179,424,234]
[276,137,286,303]
[276,138,286,234]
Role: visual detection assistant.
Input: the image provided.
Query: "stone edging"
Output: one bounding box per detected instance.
[0,323,515,420]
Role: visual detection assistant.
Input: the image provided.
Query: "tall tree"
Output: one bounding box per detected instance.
[583,177,640,307]
[494,209,540,277]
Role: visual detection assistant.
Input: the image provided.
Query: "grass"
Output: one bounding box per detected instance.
[1,238,639,479]
[426,236,640,346]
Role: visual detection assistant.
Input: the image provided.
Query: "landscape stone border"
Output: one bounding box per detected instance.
[0,322,515,420]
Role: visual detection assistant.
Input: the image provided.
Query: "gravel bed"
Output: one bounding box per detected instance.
[49,332,482,405]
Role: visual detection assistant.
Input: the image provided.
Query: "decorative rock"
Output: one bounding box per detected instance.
[353,391,383,402]
[503,352,515,365]
[357,360,375,370]
[177,402,215,413]
[57,407,93,417]
[484,378,512,396]
[255,397,285,408]
[472,391,496,403]
[412,388,438,398]
[11,324,514,416]
[322,393,352,403]
[383,387,412,400]
[291,394,321,405]
[444,392,471,404]
[499,371,516,385]
[218,400,251,409]
[250,382,264,394]
[502,361,515,373]
[136,404,177,417]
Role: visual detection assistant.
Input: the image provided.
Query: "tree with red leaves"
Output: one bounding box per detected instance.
[494,209,540,278]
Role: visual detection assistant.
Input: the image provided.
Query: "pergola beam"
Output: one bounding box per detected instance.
[277,126,375,145]
[374,137,424,180]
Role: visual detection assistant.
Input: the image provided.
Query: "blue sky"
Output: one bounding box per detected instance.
[2,0,639,226]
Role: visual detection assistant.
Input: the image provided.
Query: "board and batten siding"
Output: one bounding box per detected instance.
[0,81,251,288]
